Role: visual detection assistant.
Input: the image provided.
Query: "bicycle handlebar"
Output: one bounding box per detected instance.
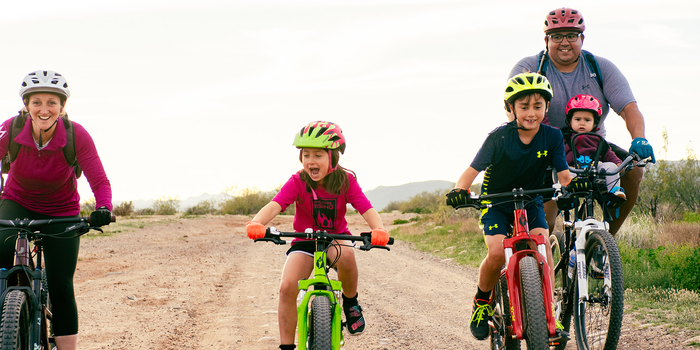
[453,187,561,210]
[569,152,649,177]
[254,227,394,251]
[0,215,117,236]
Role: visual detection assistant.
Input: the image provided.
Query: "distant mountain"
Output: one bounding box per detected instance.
[118,180,455,212]
[364,180,454,212]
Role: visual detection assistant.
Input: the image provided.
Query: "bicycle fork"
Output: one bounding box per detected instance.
[503,208,557,340]
[296,248,344,350]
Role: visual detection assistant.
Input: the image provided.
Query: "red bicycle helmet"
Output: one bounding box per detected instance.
[543,7,585,33]
[566,94,602,126]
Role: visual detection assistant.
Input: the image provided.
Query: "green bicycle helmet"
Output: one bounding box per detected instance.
[504,72,553,105]
[293,121,346,154]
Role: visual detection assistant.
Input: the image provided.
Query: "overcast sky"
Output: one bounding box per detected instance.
[1,0,698,204]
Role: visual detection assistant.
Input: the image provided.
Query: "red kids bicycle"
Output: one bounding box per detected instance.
[456,187,564,350]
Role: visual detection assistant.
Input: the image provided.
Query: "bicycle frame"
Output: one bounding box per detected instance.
[501,191,557,340]
[296,239,344,350]
[256,228,391,350]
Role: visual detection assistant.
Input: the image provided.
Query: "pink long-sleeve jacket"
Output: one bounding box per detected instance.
[0,115,112,216]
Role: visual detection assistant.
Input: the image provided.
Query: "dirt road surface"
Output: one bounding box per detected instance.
[73,214,697,349]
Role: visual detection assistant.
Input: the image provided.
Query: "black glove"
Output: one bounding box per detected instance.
[90,206,112,227]
[566,177,592,193]
[446,188,472,208]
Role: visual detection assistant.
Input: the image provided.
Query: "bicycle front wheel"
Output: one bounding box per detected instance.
[0,290,31,350]
[573,230,623,350]
[490,274,521,350]
[520,256,549,350]
[308,296,332,350]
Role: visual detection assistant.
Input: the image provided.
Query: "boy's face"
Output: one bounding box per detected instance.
[513,94,548,130]
[570,110,596,133]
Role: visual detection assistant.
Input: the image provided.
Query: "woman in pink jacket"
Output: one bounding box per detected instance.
[0,70,113,350]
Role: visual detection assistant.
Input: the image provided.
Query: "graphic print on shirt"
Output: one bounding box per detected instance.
[313,198,337,230]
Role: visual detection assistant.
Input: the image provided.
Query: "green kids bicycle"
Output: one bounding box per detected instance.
[255,227,392,350]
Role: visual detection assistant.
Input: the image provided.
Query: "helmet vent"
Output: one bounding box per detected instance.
[525,76,534,84]
[43,71,48,76]
[317,126,329,136]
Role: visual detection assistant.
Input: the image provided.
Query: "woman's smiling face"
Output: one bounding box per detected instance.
[26,93,64,131]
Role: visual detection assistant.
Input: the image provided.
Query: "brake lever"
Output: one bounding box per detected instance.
[254,236,287,245]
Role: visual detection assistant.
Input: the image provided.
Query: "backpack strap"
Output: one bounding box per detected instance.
[61,116,82,178]
[536,49,604,94]
[1,113,82,178]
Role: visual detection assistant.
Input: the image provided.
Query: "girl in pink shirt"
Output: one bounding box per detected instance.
[246,121,388,350]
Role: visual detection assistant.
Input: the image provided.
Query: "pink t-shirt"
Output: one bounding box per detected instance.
[0,115,112,216]
[272,171,373,238]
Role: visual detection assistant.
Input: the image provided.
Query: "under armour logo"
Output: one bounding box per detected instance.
[489,224,498,230]
[537,151,548,158]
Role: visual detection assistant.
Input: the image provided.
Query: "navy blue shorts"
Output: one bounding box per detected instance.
[479,196,548,236]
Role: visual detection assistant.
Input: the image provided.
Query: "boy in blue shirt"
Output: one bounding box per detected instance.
[447,73,584,341]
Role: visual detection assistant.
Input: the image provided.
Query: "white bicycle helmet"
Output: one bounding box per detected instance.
[19,70,70,100]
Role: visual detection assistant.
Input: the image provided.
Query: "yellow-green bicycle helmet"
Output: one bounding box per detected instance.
[504,72,553,105]
[293,121,346,154]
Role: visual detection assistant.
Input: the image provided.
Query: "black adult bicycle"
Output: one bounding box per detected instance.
[549,132,650,350]
[0,216,114,350]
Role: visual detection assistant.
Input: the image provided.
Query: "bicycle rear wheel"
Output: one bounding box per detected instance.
[308,296,332,350]
[0,290,31,350]
[490,274,521,350]
[550,231,573,350]
[573,230,623,350]
[520,256,549,350]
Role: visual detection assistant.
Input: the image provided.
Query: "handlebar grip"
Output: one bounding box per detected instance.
[111,215,117,222]
[388,237,394,245]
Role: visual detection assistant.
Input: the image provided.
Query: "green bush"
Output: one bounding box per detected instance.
[220,187,277,215]
[383,189,450,214]
[683,211,700,223]
[185,199,219,216]
[620,243,700,291]
[135,208,155,215]
[80,198,96,217]
[392,219,409,225]
[113,201,134,217]
[152,196,180,215]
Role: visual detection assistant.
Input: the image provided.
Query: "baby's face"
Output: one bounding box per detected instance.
[570,111,596,133]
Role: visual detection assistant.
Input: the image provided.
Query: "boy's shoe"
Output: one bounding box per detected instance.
[611,186,627,200]
[469,297,493,340]
[343,304,365,335]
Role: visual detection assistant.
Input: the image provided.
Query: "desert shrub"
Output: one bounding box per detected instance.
[220,187,277,215]
[113,201,134,216]
[185,199,219,215]
[152,196,180,215]
[135,208,155,216]
[80,198,96,216]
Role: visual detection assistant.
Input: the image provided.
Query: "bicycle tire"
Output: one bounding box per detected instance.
[40,269,55,350]
[308,296,332,350]
[490,274,521,350]
[0,290,31,350]
[520,255,549,350]
[550,231,573,350]
[573,230,623,350]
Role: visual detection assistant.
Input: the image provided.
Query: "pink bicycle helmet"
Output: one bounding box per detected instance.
[543,7,585,33]
[566,94,602,126]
